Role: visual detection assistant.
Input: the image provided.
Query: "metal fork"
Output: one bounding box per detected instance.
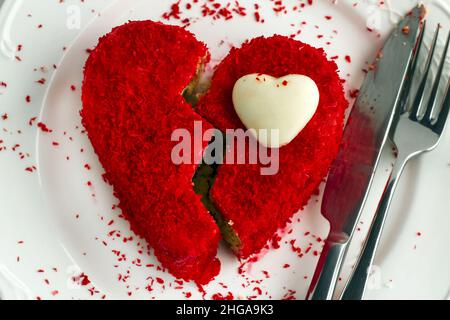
[341,24,450,300]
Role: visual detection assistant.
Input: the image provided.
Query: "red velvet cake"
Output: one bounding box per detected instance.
[81,21,221,284]
[197,36,348,258]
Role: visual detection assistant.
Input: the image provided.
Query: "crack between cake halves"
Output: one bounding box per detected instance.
[184,56,243,256]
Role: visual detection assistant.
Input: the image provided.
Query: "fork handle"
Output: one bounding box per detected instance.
[341,158,407,300]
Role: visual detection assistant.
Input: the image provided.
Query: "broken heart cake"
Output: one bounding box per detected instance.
[82,20,348,283]
[197,36,348,258]
[81,21,221,284]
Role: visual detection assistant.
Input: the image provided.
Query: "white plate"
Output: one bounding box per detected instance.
[0,0,449,300]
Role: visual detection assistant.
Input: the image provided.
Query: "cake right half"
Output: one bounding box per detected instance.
[197,35,349,258]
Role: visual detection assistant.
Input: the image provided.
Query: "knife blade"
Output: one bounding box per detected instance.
[307,5,425,300]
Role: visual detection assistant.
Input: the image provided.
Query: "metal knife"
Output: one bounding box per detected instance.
[307,5,425,300]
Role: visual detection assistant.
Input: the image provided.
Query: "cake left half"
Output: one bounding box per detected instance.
[81,21,221,284]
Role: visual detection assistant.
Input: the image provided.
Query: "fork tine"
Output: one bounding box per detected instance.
[399,20,427,113]
[422,31,450,126]
[433,79,450,134]
[409,24,440,121]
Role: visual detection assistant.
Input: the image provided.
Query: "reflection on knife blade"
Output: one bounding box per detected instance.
[308,5,426,300]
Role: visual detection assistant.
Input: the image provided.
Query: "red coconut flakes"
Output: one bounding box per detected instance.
[163,0,247,25]
[211,292,234,300]
[161,0,317,25]
[81,21,220,284]
[197,36,348,258]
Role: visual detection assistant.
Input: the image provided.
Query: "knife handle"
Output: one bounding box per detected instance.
[308,236,349,300]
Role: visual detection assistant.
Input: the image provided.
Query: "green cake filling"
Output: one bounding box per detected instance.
[182,58,207,106]
[184,59,241,253]
[193,162,242,253]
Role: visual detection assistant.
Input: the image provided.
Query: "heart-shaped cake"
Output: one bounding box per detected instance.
[197,36,348,258]
[81,21,220,284]
[82,22,347,283]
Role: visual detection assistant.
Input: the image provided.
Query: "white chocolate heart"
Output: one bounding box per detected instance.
[232,74,319,148]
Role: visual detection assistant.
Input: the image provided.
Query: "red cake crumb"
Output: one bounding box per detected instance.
[81,21,220,284]
[197,36,348,258]
[212,292,234,300]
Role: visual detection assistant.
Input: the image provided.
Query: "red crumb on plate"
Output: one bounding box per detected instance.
[211,292,234,300]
